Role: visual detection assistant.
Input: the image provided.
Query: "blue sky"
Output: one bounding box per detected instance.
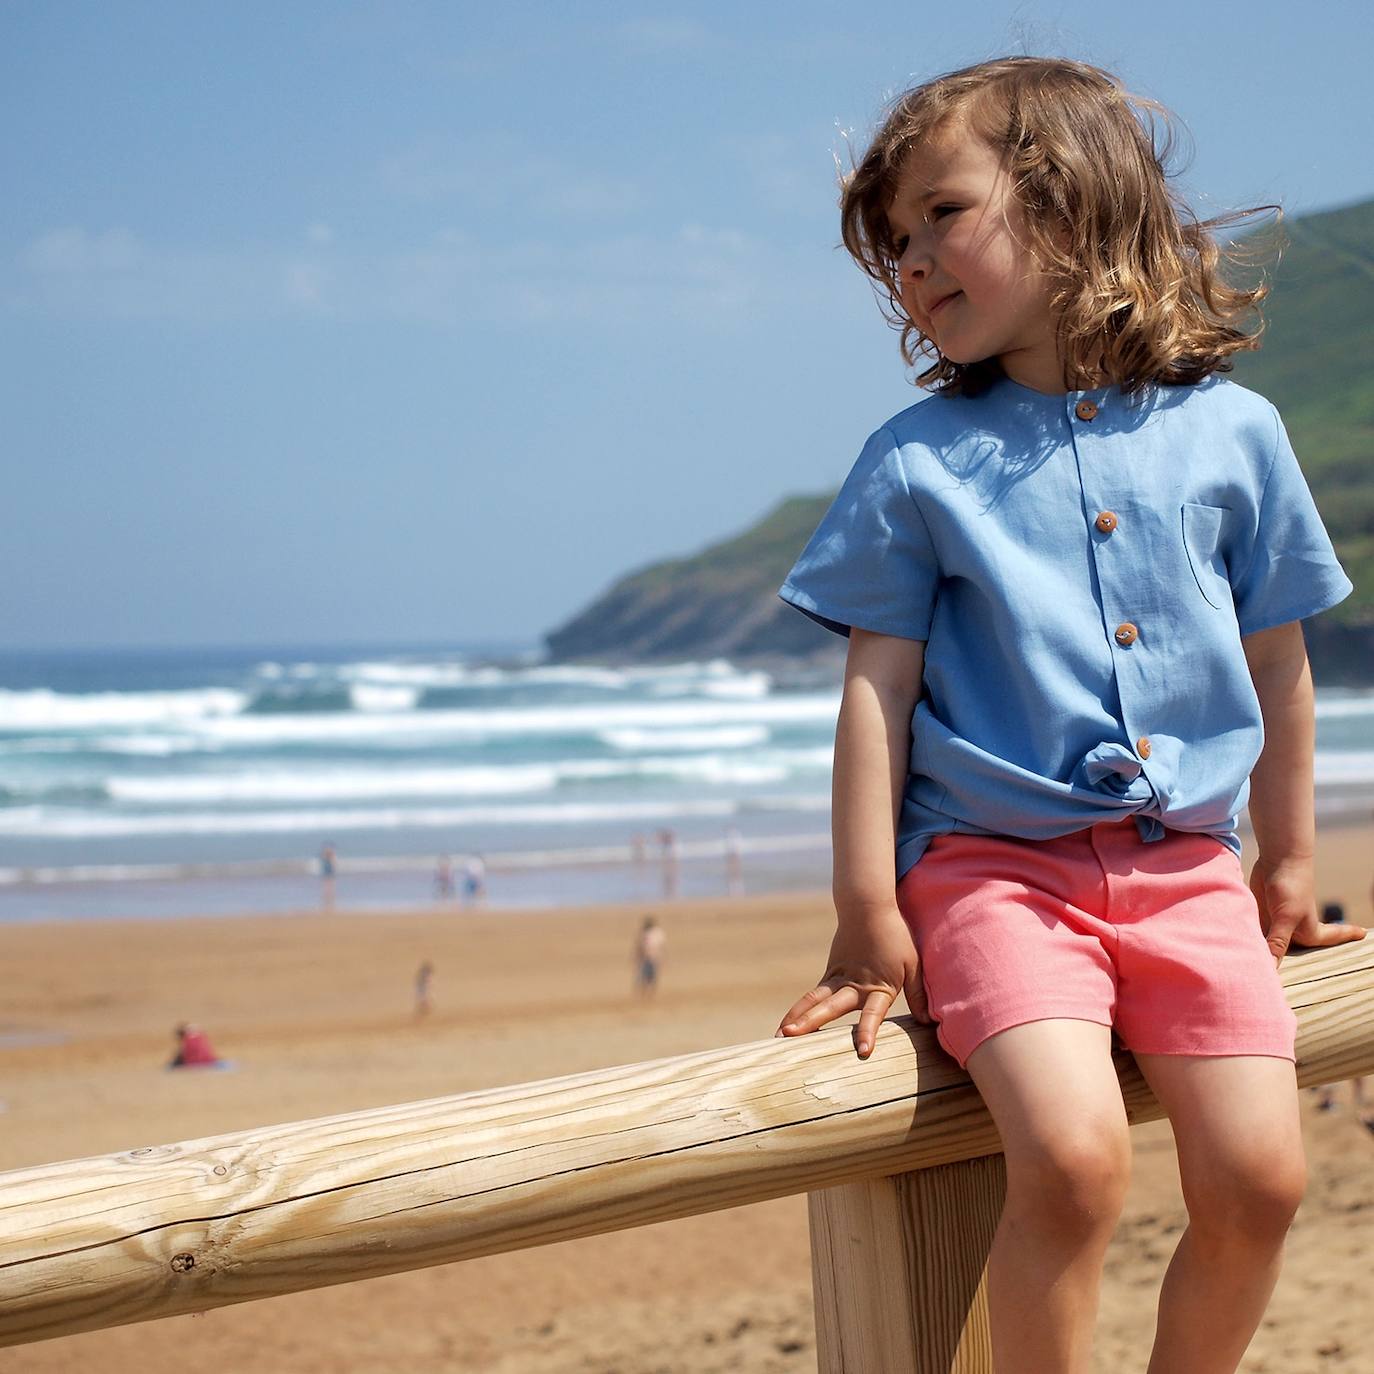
[5,1,1372,652]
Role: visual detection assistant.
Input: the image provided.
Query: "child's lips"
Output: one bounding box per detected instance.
[929,291,960,316]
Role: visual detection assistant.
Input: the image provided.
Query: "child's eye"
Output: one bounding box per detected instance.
[932,204,959,219]
[891,234,910,256]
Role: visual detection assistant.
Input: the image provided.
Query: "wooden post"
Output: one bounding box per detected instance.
[810,1154,1005,1374]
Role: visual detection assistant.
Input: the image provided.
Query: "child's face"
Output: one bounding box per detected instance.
[885,123,1065,393]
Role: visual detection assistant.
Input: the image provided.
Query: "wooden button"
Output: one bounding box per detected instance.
[1136,736,1152,759]
[1095,510,1117,534]
[1075,399,1099,421]
[1114,622,1138,646]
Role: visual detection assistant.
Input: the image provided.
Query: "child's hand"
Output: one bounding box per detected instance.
[1250,856,1366,964]
[773,906,931,1059]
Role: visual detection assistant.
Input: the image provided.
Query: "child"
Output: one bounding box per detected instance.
[773,56,1365,1374]
[633,914,667,997]
[414,958,435,1019]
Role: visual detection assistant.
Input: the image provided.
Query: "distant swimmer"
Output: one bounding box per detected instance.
[462,855,487,906]
[434,854,455,901]
[633,915,667,998]
[630,832,649,897]
[725,825,744,896]
[318,841,338,910]
[657,828,680,900]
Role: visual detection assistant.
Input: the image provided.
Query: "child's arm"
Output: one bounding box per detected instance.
[775,627,931,1059]
[1243,620,1365,960]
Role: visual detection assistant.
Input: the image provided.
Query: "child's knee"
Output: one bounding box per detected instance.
[1187,1154,1306,1247]
[1005,1123,1131,1231]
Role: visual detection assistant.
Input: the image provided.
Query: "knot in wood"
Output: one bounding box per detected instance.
[170,1253,196,1273]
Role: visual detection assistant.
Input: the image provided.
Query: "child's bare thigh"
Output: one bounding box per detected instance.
[965,1019,1130,1188]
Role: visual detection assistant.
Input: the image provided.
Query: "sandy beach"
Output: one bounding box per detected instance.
[2,823,1372,1373]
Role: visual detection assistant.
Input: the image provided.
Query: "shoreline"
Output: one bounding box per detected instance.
[4,812,1371,928]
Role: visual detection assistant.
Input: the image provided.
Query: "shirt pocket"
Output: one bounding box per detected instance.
[1181,502,1231,610]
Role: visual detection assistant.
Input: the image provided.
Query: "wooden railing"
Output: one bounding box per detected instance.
[3,939,1372,1372]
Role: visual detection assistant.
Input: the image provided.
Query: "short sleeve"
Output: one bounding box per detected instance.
[1231,407,1353,636]
[778,425,939,641]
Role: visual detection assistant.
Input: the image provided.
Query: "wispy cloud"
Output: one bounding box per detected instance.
[370,222,773,325]
[378,136,642,217]
[24,227,142,274]
[610,17,716,56]
[14,228,276,319]
[10,220,803,328]
[282,260,333,310]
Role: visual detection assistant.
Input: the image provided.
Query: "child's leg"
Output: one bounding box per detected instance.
[1133,1054,1305,1374]
[964,1018,1131,1374]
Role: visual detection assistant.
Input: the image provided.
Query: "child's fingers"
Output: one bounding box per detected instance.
[854,989,896,1058]
[776,983,860,1036]
[1288,920,1367,956]
[775,984,832,1032]
[1328,924,1368,945]
[1261,907,1303,963]
[904,976,934,1025]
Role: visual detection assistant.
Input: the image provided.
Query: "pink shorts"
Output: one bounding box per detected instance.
[896,822,1297,1070]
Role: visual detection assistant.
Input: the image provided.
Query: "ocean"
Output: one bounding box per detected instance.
[2,644,1372,922]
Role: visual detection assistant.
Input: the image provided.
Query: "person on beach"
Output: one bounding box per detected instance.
[434,854,455,902]
[414,959,435,1019]
[633,915,666,998]
[1311,904,1373,1131]
[318,841,337,911]
[657,827,681,899]
[167,1022,225,1070]
[724,825,745,896]
[773,57,1364,1373]
[462,855,486,906]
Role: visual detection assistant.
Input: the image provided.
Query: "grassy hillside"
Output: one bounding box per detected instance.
[546,196,1374,674]
[1228,198,1374,619]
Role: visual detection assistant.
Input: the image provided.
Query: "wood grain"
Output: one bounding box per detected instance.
[810,1155,1005,1373]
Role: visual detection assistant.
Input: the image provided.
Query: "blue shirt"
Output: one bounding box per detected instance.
[779,372,1352,879]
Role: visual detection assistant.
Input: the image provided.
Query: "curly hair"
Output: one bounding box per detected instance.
[839,56,1281,398]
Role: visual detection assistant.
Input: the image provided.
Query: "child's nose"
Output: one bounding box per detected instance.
[899,240,933,280]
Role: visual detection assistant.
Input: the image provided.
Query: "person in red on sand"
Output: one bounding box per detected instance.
[168,1022,224,1069]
